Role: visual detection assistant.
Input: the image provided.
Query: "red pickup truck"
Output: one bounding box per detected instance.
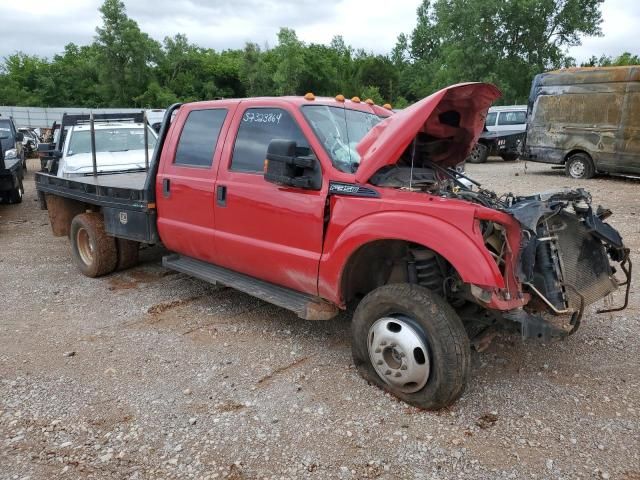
[36,83,630,409]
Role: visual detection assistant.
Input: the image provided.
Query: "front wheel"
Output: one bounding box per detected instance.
[351,284,470,410]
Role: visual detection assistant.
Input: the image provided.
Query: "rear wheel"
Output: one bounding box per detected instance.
[351,284,470,410]
[565,152,595,179]
[467,143,488,164]
[116,238,140,270]
[70,212,117,277]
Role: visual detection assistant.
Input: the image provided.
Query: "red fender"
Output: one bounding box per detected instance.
[318,211,505,306]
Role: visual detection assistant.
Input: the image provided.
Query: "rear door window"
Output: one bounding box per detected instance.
[497,111,526,126]
[174,109,228,167]
[230,108,311,173]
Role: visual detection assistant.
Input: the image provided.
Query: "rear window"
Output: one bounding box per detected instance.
[174,109,228,167]
[497,111,526,126]
[485,112,497,126]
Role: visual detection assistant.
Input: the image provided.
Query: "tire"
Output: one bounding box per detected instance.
[69,212,118,277]
[8,179,23,204]
[565,152,595,179]
[500,152,519,162]
[467,143,488,164]
[351,284,470,410]
[116,238,140,270]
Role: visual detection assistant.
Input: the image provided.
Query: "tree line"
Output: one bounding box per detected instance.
[0,0,637,109]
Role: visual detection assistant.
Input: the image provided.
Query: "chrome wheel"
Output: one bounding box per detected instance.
[367,316,431,393]
[569,159,585,178]
[76,227,94,266]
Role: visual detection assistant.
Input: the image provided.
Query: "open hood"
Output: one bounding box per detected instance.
[355,82,501,184]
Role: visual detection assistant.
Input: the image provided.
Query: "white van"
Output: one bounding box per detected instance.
[484,105,527,133]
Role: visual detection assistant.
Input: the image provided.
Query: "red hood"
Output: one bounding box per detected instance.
[355,82,501,183]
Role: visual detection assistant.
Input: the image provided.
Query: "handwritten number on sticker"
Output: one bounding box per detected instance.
[242,110,283,125]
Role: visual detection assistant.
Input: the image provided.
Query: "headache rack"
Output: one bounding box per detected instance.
[38,111,151,176]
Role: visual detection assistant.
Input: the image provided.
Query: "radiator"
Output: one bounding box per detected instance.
[548,212,617,310]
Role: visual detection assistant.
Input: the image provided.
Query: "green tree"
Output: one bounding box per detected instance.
[272,28,305,95]
[406,0,604,103]
[582,51,640,67]
[94,0,160,106]
[361,85,384,105]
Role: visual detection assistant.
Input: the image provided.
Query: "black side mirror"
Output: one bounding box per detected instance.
[15,132,24,142]
[264,139,321,190]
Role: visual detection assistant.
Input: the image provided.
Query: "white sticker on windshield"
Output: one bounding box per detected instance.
[242,111,283,125]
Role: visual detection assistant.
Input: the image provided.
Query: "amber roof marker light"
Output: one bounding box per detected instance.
[351,96,361,103]
[383,103,393,110]
[304,92,315,101]
[365,98,375,105]
[335,94,346,102]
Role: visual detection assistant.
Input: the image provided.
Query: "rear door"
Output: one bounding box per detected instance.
[212,101,328,295]
[156,103,236,263]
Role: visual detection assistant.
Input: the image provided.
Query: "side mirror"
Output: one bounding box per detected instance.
[15,132,24,142]
[264,139,321,190]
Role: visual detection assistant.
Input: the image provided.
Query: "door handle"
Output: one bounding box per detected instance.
[217,185,227,207]
[162,178,170,198]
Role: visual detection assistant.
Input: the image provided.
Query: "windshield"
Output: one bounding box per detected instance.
[67,127,156,156]
[302,105,382,173]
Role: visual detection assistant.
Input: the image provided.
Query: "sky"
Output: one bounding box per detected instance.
[0,0,638,63]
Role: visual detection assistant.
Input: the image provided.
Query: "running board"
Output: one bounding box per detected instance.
[162,254,338,320]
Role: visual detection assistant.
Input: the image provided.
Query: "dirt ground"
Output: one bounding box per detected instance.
[1,158,639,480]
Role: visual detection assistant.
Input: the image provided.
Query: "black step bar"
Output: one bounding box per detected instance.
[162,254,338,321]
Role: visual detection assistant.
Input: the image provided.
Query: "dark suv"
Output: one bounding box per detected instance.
[0,116,25,203]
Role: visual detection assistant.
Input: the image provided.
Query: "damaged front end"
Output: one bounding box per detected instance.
[501,189,631,339]
[356,82,630,341]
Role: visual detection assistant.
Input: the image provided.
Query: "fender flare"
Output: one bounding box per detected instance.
[318,211,504,306]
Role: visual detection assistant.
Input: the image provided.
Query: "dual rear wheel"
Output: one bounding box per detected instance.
[70,212,139,277]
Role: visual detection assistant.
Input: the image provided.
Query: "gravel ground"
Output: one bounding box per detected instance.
[1,158,639,480]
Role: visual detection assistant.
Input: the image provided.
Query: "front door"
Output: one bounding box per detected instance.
[213,102,328,295]
[156,104,235,263]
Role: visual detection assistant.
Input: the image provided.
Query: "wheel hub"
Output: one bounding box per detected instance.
[76,227,94,265]
[570,160,585,177]
[367,316,430,393]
